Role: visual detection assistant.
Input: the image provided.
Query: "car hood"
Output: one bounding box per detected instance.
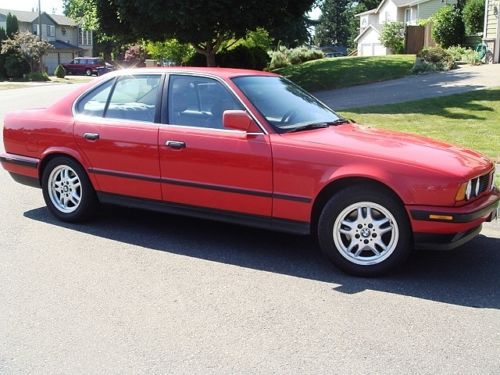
[284,123,493,178]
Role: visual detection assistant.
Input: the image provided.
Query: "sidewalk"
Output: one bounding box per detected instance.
[0,76,95,89]
[314,64,500,110]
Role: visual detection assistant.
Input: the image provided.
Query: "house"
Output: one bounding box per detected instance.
[483,0,499,63]
[354,0,457,56]
[0,8,93,74]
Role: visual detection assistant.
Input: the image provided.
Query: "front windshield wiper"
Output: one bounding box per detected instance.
[284,118,350,133]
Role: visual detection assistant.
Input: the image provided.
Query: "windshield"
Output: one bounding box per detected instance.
[232,76,342,132]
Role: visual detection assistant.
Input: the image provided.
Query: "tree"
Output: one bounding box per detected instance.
[95,0,315,66]
[358,0,382,10]
[0,27,7,79]
[6,13,19,38]
[380,21,405,54]
[146,39,195,65]
[432,5,465,48]
[462,0,485,35]
[1,32,53,73]
[268,15,314,47]
[64,0,124,60]
[315,0,352,46]
[63,0,99,30]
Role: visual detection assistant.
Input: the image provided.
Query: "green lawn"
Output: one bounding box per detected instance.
[340,88,500,169]
[276,55,415,92]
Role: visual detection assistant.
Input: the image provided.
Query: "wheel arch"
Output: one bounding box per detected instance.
[310,177,408,232]
[38,148,96,188]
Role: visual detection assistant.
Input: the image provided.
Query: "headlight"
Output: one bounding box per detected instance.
[457,169,495,202]
[465,180,472,200]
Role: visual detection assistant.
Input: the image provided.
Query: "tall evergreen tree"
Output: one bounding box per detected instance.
[0,27,7,42]
[315,0,352,46]
[6,13,19,38]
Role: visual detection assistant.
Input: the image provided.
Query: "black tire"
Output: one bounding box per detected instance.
[41,157,98,222]
[317,184,412,276]
[85,68,92,76]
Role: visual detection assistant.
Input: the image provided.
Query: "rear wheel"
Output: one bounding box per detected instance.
[317,185,412,276]
[42,157,98,222]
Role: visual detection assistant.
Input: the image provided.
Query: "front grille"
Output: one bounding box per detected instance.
[471,171,492,198]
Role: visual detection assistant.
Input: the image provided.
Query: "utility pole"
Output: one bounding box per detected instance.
[39,0,44,73]
[38,0,42,41]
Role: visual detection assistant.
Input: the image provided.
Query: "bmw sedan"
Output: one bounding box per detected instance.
[1,68,498,276]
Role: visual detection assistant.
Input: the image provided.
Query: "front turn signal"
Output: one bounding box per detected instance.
[455,182,468,201]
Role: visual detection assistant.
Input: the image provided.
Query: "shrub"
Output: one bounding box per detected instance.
[0,54,5,79]
[186,53,207,67]
[268,50,290,70]
[463,49,482,65]
[25,71,49,81]
[4,54,30,79]
[446,46,469,61]
[268,46,323,70]
[432,6,465,48]
[463,0,485,35]
[446,46,481,65]
[287,47,324,64]
[412,47,456,73]
[54,64,66,78]
[218,45,270,70]
[380,22,405,54]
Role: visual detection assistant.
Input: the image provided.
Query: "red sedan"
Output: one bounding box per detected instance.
[1,68,498,276]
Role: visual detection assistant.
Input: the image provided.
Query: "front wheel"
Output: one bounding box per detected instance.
[317,185,412,276]
[85,68,92,76]
[42,157,98,222]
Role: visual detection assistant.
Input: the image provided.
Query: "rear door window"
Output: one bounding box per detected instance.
[76,78,115,117]
[104,75,162,123]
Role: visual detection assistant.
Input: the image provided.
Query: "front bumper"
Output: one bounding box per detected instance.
[408,189,499,250]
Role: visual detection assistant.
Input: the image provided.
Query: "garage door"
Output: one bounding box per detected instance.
[44,53,59,75]
[359,43,386,56]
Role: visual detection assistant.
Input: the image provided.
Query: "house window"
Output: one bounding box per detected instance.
[47,25,55,37]
[32,24,40,36]
[79,29,92,45]
[405,8,411,24]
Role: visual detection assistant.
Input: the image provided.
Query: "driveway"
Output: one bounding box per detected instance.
[314,63,500,110]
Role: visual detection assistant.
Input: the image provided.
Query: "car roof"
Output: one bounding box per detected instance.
[107,67,279,79]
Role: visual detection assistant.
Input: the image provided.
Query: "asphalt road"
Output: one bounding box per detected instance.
[1,83,499,374]
[315,63,500,110]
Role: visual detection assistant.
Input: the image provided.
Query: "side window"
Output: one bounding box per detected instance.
[167,75,243,128]
[76,78,114,117]
[105,75,161,123]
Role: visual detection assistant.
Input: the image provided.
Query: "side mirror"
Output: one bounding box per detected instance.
[223,110,260,133]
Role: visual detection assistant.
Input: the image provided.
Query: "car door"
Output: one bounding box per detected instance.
[158,74,273,217]
[66,59,78,74]
[74,74,163,200]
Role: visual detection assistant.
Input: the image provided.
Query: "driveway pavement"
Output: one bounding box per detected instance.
[314,63,500,110]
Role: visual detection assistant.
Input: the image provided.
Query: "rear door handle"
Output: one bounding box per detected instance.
[83,132,100,141]
[165,140,186,150]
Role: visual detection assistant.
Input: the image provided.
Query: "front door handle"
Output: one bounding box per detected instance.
[83,132,100,141]
[165,140,186,150]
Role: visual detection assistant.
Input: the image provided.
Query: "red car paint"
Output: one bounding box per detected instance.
[1,67,498,252]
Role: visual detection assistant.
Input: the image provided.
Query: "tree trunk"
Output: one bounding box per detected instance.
[206,51,216,67]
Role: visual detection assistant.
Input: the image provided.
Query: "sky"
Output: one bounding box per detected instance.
[0,0,64,14]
